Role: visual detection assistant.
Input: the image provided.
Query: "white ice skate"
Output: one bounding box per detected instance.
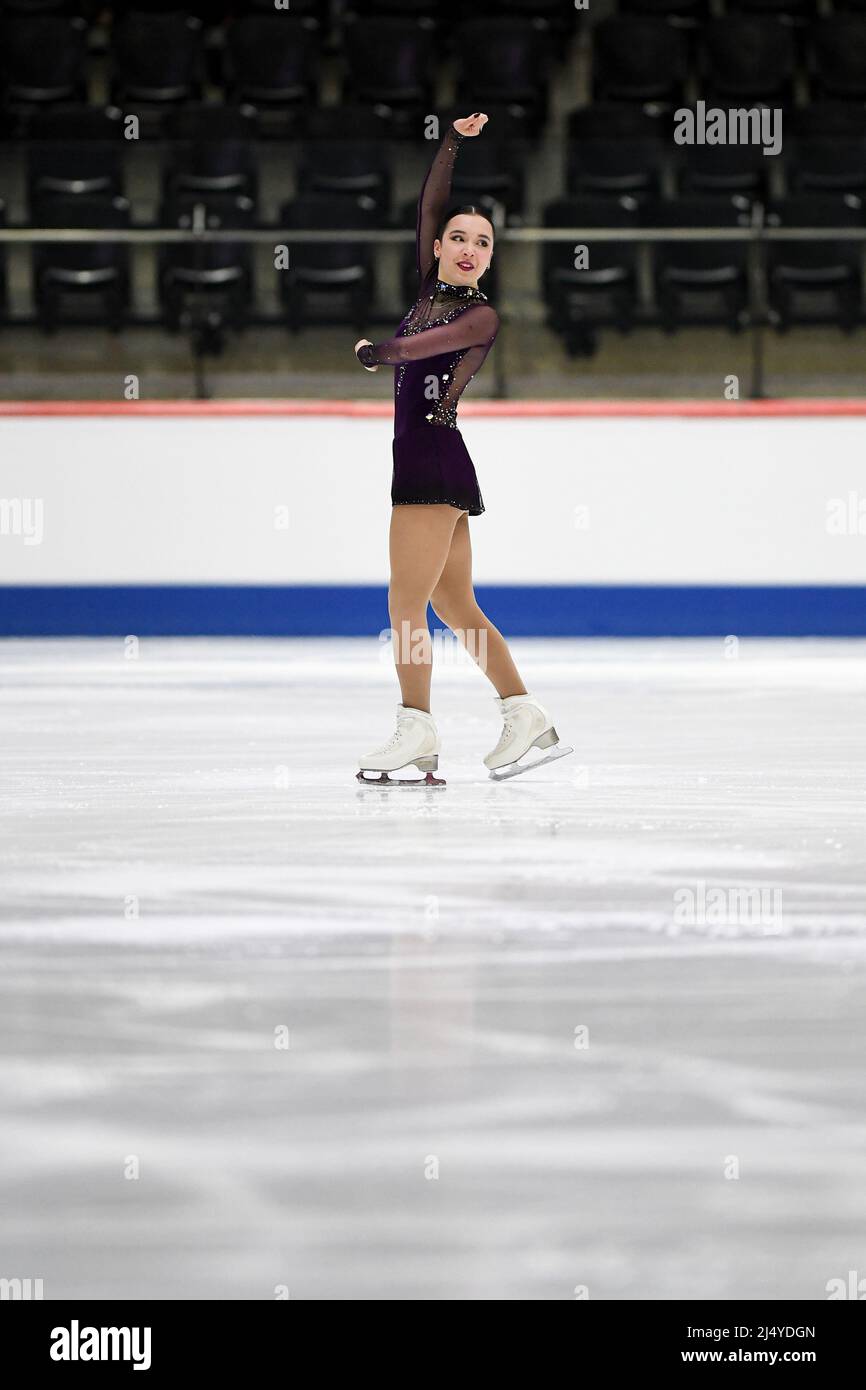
[484,692,574,781]
[357,704,446,787]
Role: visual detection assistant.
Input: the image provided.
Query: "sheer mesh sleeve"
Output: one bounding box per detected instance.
[416,121,465,282]
[427,334,497,427]
[356,303,499,367]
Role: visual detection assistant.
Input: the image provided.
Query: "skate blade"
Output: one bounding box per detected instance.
[488,744,574,782]
[356,769,446,788]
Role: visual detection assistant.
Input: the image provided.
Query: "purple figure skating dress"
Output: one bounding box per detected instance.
[356,123,500,516]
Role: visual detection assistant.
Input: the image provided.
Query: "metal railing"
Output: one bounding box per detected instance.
[1,217,864,400]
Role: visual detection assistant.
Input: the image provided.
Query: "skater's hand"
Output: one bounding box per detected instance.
[355,338,378,371]
[453,113,488,138]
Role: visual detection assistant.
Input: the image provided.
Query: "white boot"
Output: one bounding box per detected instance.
[357,704,444,786]
[484,692,573,781]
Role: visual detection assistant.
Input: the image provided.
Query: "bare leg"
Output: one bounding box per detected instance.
[388,504,464,713]
[430,513,527,699]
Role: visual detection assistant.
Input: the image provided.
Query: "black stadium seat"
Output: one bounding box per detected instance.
[27,105,125,219]
[276,192,381,334]
[448,124,528,219]
[591,17,689,107]
[674,141,770,202]
[808,17,866,101]
[567,102,665,141]
[766,193,864,332]
[158,191,256,334]
[161,105,260,209]
[296,106,392,221]
[454,18,554,136]
[566,133,665,202]
[785,103,866,195]
[701,18,796,106]
[566,103,667,202]
[32,193,131,333]
[647,193,751,332]
[224,13,322,125]
[0,13,88,124]
[541,194,641,355]
[341,15,435,133]
[110,11,205,112]
[471,0,580,56]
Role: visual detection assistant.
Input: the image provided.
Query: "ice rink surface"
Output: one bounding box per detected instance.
[1,635,864,1301]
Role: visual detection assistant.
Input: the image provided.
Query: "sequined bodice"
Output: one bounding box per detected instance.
[355,124,500,429]
[394,278,490,428]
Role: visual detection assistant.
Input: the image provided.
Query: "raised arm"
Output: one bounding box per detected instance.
[416,122,465,283]
[356,303,500,366]
[415,112,488,282]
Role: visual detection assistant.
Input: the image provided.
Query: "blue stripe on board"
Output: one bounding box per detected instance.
[1,585,864,636]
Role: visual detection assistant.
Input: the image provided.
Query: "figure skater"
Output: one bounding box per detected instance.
[354,113,571,786]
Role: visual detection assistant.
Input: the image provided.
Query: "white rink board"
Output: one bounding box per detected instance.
[1,413,865,584]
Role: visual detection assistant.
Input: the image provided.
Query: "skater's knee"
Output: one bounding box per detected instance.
[430,590,481,630]
[431,601,468,632]
[428,594,451,627]
[388,581,430,614]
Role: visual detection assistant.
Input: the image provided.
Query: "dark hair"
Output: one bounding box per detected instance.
[434,203,495,246]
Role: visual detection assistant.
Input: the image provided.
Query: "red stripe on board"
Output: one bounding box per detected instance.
[1,398,866,417]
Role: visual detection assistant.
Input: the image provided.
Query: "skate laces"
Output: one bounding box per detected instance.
[380,712,415,752]
[494,716,514,751]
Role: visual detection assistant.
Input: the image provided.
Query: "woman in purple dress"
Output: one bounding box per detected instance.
[354,114,571,785]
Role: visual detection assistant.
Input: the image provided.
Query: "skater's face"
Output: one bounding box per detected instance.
[434,214,493,290]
